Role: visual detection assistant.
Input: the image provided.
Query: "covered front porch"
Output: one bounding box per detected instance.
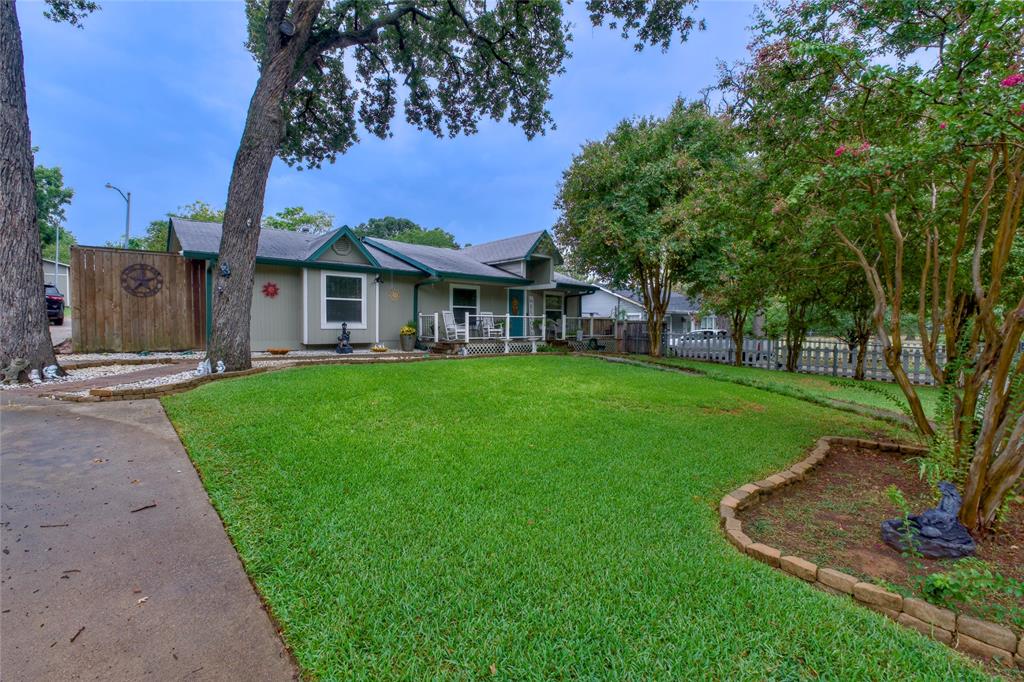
[417,311,618,354]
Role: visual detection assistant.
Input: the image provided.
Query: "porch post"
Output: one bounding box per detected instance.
[465,315,470,342]
[588,317,594,338]
[433,312,439,343]
[505,313,510,340]
[561,315,566,341]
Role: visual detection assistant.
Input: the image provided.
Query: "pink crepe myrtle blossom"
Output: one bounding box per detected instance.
[834,145,847,157]
[1000,73,1024,88]
[939,122,947,129]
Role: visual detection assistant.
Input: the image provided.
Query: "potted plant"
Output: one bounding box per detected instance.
[399,322,417,351]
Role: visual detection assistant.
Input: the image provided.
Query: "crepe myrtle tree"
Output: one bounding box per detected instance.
[726,0,1024,534]
[1,0,95,382]
[555,100,740,357]
[207,0,703,371]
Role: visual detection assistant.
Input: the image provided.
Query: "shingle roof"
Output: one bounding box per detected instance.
[171,218,547,283]
[171,218,338,261]
[362,243,422,273]
[608,286,700,313]
[364,238,528,282]
[553,272,595,291]
[459,231,545,263]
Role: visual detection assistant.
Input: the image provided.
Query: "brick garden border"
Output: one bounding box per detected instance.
[719,436,1024,670]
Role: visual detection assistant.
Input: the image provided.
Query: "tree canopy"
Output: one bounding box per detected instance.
[263,206,334,232]
[711,0,1024,533]
[34,159,75,262]
[353,216,458,248]
[555,99,742,356]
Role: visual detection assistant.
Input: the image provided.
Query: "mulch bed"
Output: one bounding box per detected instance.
[742,443,1023,633]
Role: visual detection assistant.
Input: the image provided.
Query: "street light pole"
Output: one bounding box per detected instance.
[105,183,131,248]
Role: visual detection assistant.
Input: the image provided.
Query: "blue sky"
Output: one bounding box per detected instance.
[21,1,756,248]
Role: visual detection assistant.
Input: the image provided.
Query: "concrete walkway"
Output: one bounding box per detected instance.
[1,393,297,681]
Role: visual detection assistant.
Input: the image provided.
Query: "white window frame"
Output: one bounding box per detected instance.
[544,291,564,320]
[320,271,367,330]
[698,314,716,330]
[449,284,480,323]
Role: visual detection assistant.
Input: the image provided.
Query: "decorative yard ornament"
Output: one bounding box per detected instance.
[262,281,280,298]
[335,322,353,354]
[42,364,59,380]
[195,359,211,377]
[215,360,225,374]
[120,263,163,298]
[1,358,29,384]
[881,482,976,559]
[388,288,400,301]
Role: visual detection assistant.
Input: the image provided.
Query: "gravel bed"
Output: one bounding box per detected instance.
[0,364,145,391]
[60,351,200,363]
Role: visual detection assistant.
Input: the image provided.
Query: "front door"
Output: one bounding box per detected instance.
[507,289,525,336]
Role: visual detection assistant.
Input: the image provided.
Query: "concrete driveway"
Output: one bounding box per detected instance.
[1,394,297,681]
[49,318,72,346]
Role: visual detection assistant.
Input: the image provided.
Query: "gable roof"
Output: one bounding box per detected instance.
[603,285,701,313]
[460,231,559,264]
[169,219,564,285]
[170,218,377,265]
[363,238,528,283]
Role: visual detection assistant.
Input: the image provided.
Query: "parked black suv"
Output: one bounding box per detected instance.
[45,284,64,325]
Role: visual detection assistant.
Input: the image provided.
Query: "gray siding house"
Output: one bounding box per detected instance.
[168,219,598,352]
[581,284,728,335]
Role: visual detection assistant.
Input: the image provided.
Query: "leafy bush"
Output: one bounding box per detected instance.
[918,558,1024,629]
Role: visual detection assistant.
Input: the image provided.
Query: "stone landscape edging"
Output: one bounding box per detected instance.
[719,436,1024,671]
[47,351,545,402]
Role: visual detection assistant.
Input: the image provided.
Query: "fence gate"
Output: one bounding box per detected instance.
[71,246,206,352]
[623,321,651,355]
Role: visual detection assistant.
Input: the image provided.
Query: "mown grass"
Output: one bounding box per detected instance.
[636,356,944,422]
[164,356,986,680]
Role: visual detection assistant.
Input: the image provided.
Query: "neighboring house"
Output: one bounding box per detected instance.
[42,258,71,307]
[167,219,597,351]
[581,284,729,335]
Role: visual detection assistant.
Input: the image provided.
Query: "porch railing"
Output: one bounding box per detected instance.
[418,313,546,342]
[561,316,616,340]
[418,313,619,344]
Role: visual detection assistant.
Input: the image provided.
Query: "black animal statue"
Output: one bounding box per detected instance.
[881,482,976,559]
[335,322,353,354]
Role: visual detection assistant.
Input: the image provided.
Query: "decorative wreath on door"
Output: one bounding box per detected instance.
[262,281,280,298]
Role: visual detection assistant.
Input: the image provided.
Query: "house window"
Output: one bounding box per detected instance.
[698,315,716,330]
[321,272,366,329]
[451,286,478,324]
[544,294,563,322]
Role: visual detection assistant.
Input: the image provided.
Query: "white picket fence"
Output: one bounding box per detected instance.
[664,334,946,385]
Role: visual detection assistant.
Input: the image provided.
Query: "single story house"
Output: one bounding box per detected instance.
[581,284,729,335]
[167,219,602,352]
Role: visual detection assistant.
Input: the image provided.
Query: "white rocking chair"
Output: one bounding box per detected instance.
[478,312,505,339]
[442,310,464,341]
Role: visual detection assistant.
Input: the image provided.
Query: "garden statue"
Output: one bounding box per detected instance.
[336,323,353,354]
[881,482,976,559]
[1,358,29,384]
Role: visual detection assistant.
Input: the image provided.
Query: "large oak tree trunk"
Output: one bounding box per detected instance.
[206,60,294,371]
[0,1,61,381]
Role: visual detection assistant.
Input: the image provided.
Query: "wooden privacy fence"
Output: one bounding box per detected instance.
[664,334,947,385]
[71,247,206,352]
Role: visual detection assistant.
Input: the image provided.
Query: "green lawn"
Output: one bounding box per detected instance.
[164,356,984,680]
[637,356,944,422]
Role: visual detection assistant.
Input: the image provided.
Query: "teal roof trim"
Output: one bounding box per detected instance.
[361,238,438,277]
[306,226,380,267]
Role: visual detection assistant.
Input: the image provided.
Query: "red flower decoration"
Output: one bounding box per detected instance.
[262,281,279,298]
